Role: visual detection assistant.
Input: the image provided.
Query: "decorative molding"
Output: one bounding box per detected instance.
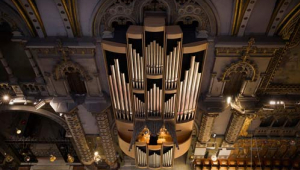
[33,48,95,55]
[64,110,94,165]
[53,60,92,81]
[266,0,292,36]
[225,110,247,143]
[95,107,117,166]
[256,105,300,120]
[257,45,288,94]
[198,113,218,143]
[276,2,300,40]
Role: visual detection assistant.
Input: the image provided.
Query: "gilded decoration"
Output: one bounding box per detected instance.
[198,113,218,143]
[52,41,92,81]
[95,107,117,165]
[64,109,94,165]
[225,110,248,143]
[219,38,258,82]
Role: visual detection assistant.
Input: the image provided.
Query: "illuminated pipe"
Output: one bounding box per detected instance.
[114,59,125,111]
[121,74,129,112]
[110,65,120,111]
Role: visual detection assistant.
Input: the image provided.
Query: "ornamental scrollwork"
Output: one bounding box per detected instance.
[53,60,92,81]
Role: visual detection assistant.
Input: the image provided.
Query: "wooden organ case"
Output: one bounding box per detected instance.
[101,17,207,168]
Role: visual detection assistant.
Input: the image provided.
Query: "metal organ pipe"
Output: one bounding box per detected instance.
[129,44,144,89]
[177,56,201,122]
[165,42,181,89]
[146,41,163,74]
[147,84,162,117]
[164,94,176,118]
[109,59,132,121]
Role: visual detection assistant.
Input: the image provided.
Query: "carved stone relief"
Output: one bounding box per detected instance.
[95,108,117,166]
[198,113,218,143]
[64,110,94,165]
[225,111,247,143]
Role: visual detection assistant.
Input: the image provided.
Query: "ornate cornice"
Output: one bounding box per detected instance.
[225,110,247,143]
[198,113,219,143]
[95,107,117,166]
[64,111,94,165]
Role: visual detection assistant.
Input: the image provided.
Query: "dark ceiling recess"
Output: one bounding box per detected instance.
[0,22,12,46]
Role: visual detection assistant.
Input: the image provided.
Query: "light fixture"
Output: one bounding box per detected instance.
[94,151,102,163]
[67,154,74,163]
[24,155,31,162]
[269,101,276,105]
[227,96,232,104]
[50,155,56,162]
[59,113,64,117]
[211,154,217,161]
[94,151,99,156]
[16,128,22,134]
[35,100,46,110]
[2,95,9,101]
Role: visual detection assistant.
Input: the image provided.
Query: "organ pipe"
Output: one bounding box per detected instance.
[164,94,176,118]
[165,42,181,89]
[146,41,163,74]
[129,44,144,89]
[134,95,145,118]
[177,56,201,122]
[147,84,162,117]
[109,59,132,121]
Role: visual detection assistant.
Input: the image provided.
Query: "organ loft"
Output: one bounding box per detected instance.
[0,0,300,170]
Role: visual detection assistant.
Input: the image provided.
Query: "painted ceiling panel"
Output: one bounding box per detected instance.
[35,0,67,36]
[78,0,99,36]
[211,0,234,35]
[245,0,276,35]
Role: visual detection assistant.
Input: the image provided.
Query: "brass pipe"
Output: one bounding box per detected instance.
[189,62,199,110]
[185,56,195,113]
[121,74,129,112]
[141,56,144,88]
[180,71,188,113]
[108,76,117,110]
[166,55,170,89]
[192,73,202,109]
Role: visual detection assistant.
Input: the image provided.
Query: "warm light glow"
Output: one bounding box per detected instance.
[211,155,217,161]
[94,151,99,156]
[67,154,74,163]
[227,96,232,104]
[2,95,9,101]
[9,100,14,105]
[269,101,276,105]
[16,129,21,134]
[50,155,56,162]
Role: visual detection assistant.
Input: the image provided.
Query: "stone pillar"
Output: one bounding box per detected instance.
[198,113,219,143]
[225,110,247,143]
[95,107,117,168]
[64,110,94,165]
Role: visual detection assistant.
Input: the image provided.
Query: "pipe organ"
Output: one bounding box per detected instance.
[101,17,207,168]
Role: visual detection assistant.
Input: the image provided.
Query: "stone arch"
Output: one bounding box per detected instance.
[0,105,71,135]
[53,60,92,81]
[0,1,32,37]
[174,0,220,36]
[91,0,137,37]
[219,60,258,82]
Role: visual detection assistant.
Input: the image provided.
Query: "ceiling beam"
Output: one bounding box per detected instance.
[266,0,292,36]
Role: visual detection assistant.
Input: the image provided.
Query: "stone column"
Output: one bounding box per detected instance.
[95,107,118,168]
[198,113,219,143]
[225,110,247,143]
[64,109,94,165]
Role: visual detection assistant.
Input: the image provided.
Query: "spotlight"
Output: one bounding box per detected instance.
[211,154,217,161]
[35,100,46,110]
[269,101,276,105]
[2,95,9,101]
[16,128,22,134]
[226,96,232,104]
[50,155,56,162]
[59,113,64,117]
[94,151,99,156]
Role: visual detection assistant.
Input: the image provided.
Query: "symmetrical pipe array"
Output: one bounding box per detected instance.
[147,84,162,117]
[165,42,181,89]
[177,56,201,122]
[109,59,132,121]
[162,148,173,167]
[136,147,147,167]
[133,95,145,118]
[164,94,176,118]
[145,41,164,75]
[128,44,144,89]
[148,152,161,168]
